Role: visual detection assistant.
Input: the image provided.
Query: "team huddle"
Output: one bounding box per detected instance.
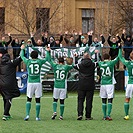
[0,30,133,121]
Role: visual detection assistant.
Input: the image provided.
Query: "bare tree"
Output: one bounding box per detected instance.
[4,0,64,36]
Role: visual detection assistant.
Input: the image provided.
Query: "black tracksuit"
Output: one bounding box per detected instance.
[121,34,133,60]
[0,54,21,116]
[73,58,95,118]
[107,36,121,59]
[31,37,46,47]
[0,36,12,54]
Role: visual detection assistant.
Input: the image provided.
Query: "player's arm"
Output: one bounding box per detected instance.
[118,48,128,66]
[41,47,51,64]
[45,47,56,68]
[111,56,119,66]
[20,45,28,64]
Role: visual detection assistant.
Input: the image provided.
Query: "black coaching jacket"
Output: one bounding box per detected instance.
[73,58,95,90]
[0,54,21,99]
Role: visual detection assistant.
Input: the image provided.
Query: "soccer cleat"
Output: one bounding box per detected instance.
[106,116,112,121]
[2,115,12,121]
[24,115,29,121]
[51,112,57,120]
[77,115,83,120]
[85,117,93,120]
[59,116,63,120]
[102,117,107,120]
[124,115,129,120]
[36,117,41,121]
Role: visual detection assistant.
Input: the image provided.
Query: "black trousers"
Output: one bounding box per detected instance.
[77,89,94,118]
[0,89,12,116]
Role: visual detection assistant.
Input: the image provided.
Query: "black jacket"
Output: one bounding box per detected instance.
[88,35,105,46]
[73,58,95,90]
[11,40,21,58]
[31,37,46,47]
[0,36,12,54]
[108,36,121,58]
[0,54,21,99]
[121,34,133,53]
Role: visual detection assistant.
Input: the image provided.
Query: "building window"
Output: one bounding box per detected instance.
[82,9,95,33]
[0,7,5,34]
[36,8,50,32]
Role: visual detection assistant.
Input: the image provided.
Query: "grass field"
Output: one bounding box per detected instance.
[0,91,133,133]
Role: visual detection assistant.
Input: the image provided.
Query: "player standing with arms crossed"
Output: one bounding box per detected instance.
[118,46,133,120]
[96,50,119,120]
[20,45,50,121]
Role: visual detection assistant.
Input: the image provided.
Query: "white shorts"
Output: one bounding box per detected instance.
[53,88,67,99]
[100,85,114,99]
[27,83,42,98]
[125,84,133,98]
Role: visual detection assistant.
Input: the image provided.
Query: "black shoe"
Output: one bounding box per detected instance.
[51,112,57,120]
[85,117,93,120]
[77,115,83,120]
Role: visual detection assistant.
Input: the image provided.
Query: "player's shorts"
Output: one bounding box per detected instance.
[100,85,114,99]
[53,88,67,99]
[125,84,133,98]
[27,83,42,98]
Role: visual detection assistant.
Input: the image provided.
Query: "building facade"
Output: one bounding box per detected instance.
[0,0,132,37]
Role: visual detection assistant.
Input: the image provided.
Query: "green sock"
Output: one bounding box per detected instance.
[107,103,112,117]
[102,103,107,118]
[124,102,129,116]
[26,102,31,116]
[36,103,41,118]
[53,102,57,113]
[60,104,64,117]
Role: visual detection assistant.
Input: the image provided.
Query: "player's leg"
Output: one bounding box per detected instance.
[34,83,42,121]
[102,98,107,120]
[124,84,132,120]
[51,98,58,119]
[100,85,107,120]
[85,90,94,120]
[59,99,64,120]
[35,98,41,121]
[106,98,113,120]
[106,85,114,120]
[77,90,85,120]
[52,88,59,119]
[58,89,67,120]
[24,82,35,121]
[24,97,32,121]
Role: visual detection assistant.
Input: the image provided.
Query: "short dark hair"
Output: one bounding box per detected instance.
[103,53,110,60]
[58,57,64,63]
[30,51,38,59]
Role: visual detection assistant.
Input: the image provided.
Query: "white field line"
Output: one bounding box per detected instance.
[0,95,125,100]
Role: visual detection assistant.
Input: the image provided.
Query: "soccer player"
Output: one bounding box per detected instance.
[20,45,50,121]
[97,51,119,120]
[118,47,133,120]
[48,52,73,120]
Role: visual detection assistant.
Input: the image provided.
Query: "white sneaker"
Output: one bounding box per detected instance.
[36,117,41,121]
[24,115,29,121]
